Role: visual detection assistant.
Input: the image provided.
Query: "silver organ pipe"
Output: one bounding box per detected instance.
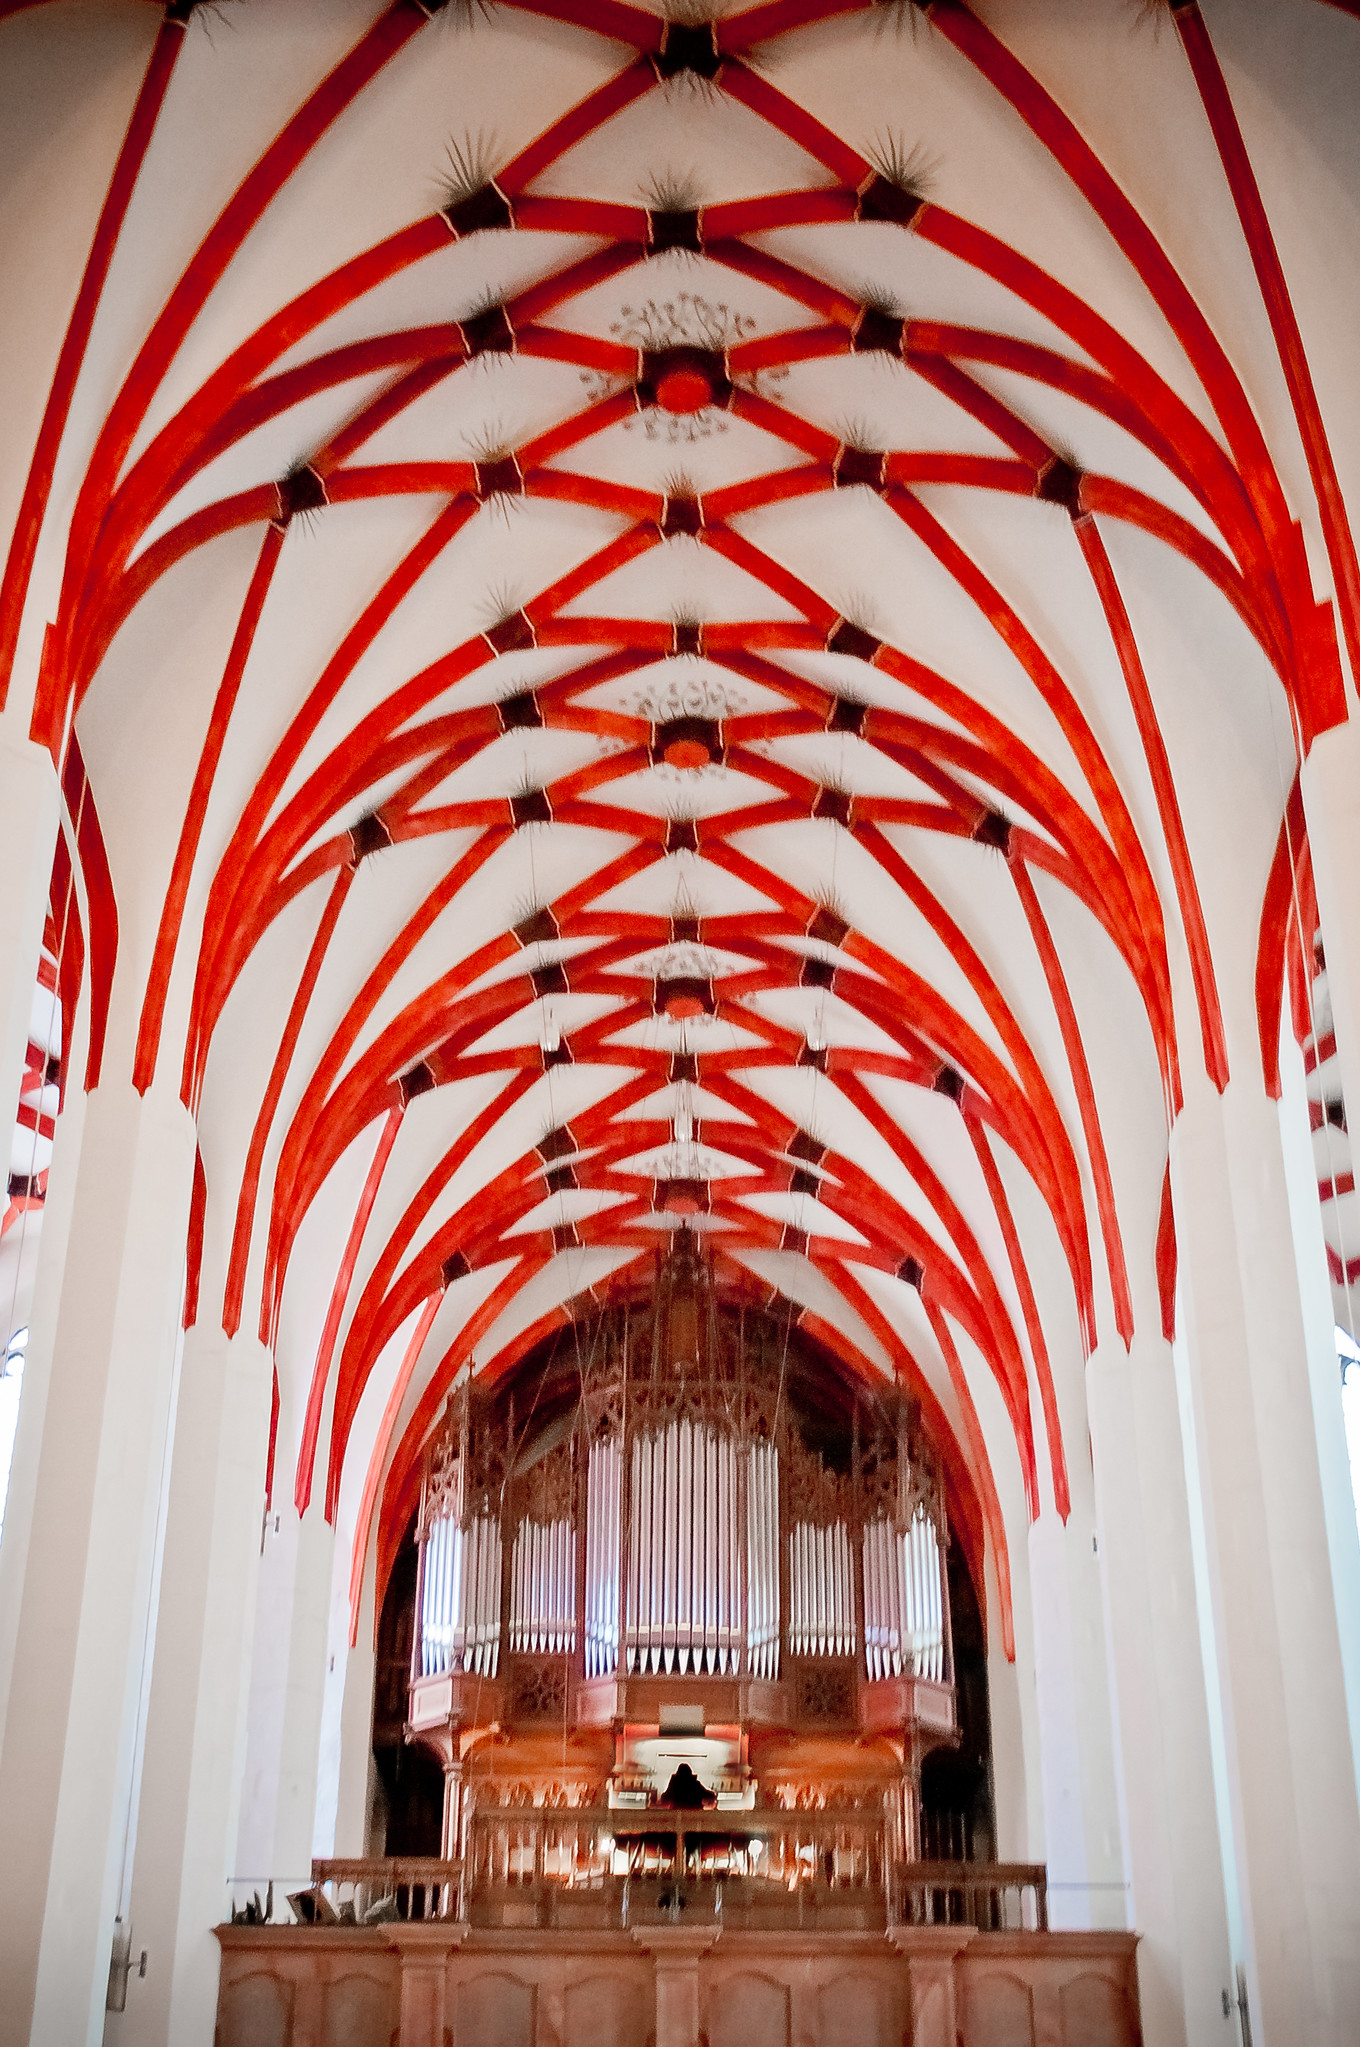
[863,1505,945,1681]
[509,1513,576,1655]
[421,1477,945,1688]
[663,1424,676,1662]
[746,1439,779,1680]
[414,1252,955,1718]
[584,1436,620,1677]
[787,1519,855,1659]
[465,1512,501,1675]
[420,1515,447,1676]
[419,1509,501,1678]
[620,1420,762,1676]
[678,1419,691,1666]
[420,1514,457,1677]
[917,1508,945,1681]
[837,1521,853,1654]
[635,1428,647,1672]
[863,1517,891,1682]
[703,1431,716,1658]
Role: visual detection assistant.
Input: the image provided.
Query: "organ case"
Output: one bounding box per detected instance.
[407,1245,957,1825]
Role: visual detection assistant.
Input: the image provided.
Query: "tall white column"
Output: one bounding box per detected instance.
[0,1082,85,1759]
[0,721,59,1171]
[1171,1067,1360,2044]
[983,1552,1035,1864]
[1025,1507,1125,1931]
[1086,1335,1234,2047]
[1303,722,1360,1149]
[0,1079,196,2047]
[108,1327,272,2047]
[313,1540,377,1860]
[0,720,66,1758]
[1275,1032,1360,1801]
[234,1500,335,1885]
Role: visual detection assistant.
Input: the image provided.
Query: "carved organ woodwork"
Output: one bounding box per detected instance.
[406,1244,958,1835]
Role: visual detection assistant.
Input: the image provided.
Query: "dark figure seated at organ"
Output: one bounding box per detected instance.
[659,1762,717,1809]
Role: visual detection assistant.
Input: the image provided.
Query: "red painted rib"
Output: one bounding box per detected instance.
[134,526,283,1093]
[0,17,183,707]
[1013,861,1135,1349]
[1176,4,1360,706]
[294,1105,403,1517]
[1077,517,1226,1097]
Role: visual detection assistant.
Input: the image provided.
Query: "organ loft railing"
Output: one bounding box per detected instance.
[406,1242,960,1867]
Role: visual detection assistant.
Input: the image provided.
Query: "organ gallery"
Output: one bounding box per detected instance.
[397,1243,962,1866]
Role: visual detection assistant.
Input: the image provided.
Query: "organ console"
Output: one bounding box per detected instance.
[406,1243,959,1855]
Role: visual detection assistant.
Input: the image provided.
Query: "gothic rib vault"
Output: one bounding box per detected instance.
[3,0,1360,1700]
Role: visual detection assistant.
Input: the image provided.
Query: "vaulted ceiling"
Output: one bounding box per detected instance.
[4,0,1358,1653]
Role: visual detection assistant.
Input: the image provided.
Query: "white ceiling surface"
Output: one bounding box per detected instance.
[7,0,1359,1617]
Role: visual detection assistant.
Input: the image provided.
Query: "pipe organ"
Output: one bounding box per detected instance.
[510,1514,575,1657]
[626,1418,741,1676]
[746,1438,780,1682]
[410,1245,956,1796]
[864,1507,945,1684]
[787,1519,855,1661]
[417,1385,504,1685]
[418,1509,502,1678]
[583,1435,621,1680]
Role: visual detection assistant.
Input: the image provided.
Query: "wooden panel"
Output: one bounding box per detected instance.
[214,1921,1142,2047]
[1060,1971,1137,2047]
[217,1969,293,2047]
[325,1969,396,2047]
[816,1969,895,2047]
[963,1971,1034,2047]
[705,1973,791,2047]
[459,1970,537,2047]
[564,1973,649,2047]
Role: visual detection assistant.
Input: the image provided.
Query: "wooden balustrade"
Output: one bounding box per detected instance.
[219,1844,1109,2047]
[896,1857,1049,1931]
[301,1858,462,1923]
[462,1802,889,1925]
[290,1816,1046,1937]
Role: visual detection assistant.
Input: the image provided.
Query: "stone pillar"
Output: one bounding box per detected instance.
[1171,1067,1360,2044]
[1086,1336,1234,2047]
[630,1927,720,2047]
[313,1539,378,1861]
[441,1760,465,1861]
[234,1501,336,1886]
[984,1588,1033,1864]
[0,723,59,1180]
[0,1081,85,1758]
[1299,727,1360,1776]
[887,1926,973,2047]
[0,722,61,1743]
[1302,721,1360,1153]
[392,1923,463,2047]
[1026,1509,1125,1930]
[326,1629,381,1858]
[1294,728,1360,1752]
[114,1328,273,2047]
[0,1080,196,2047]
[1274,1032,1360,1797]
